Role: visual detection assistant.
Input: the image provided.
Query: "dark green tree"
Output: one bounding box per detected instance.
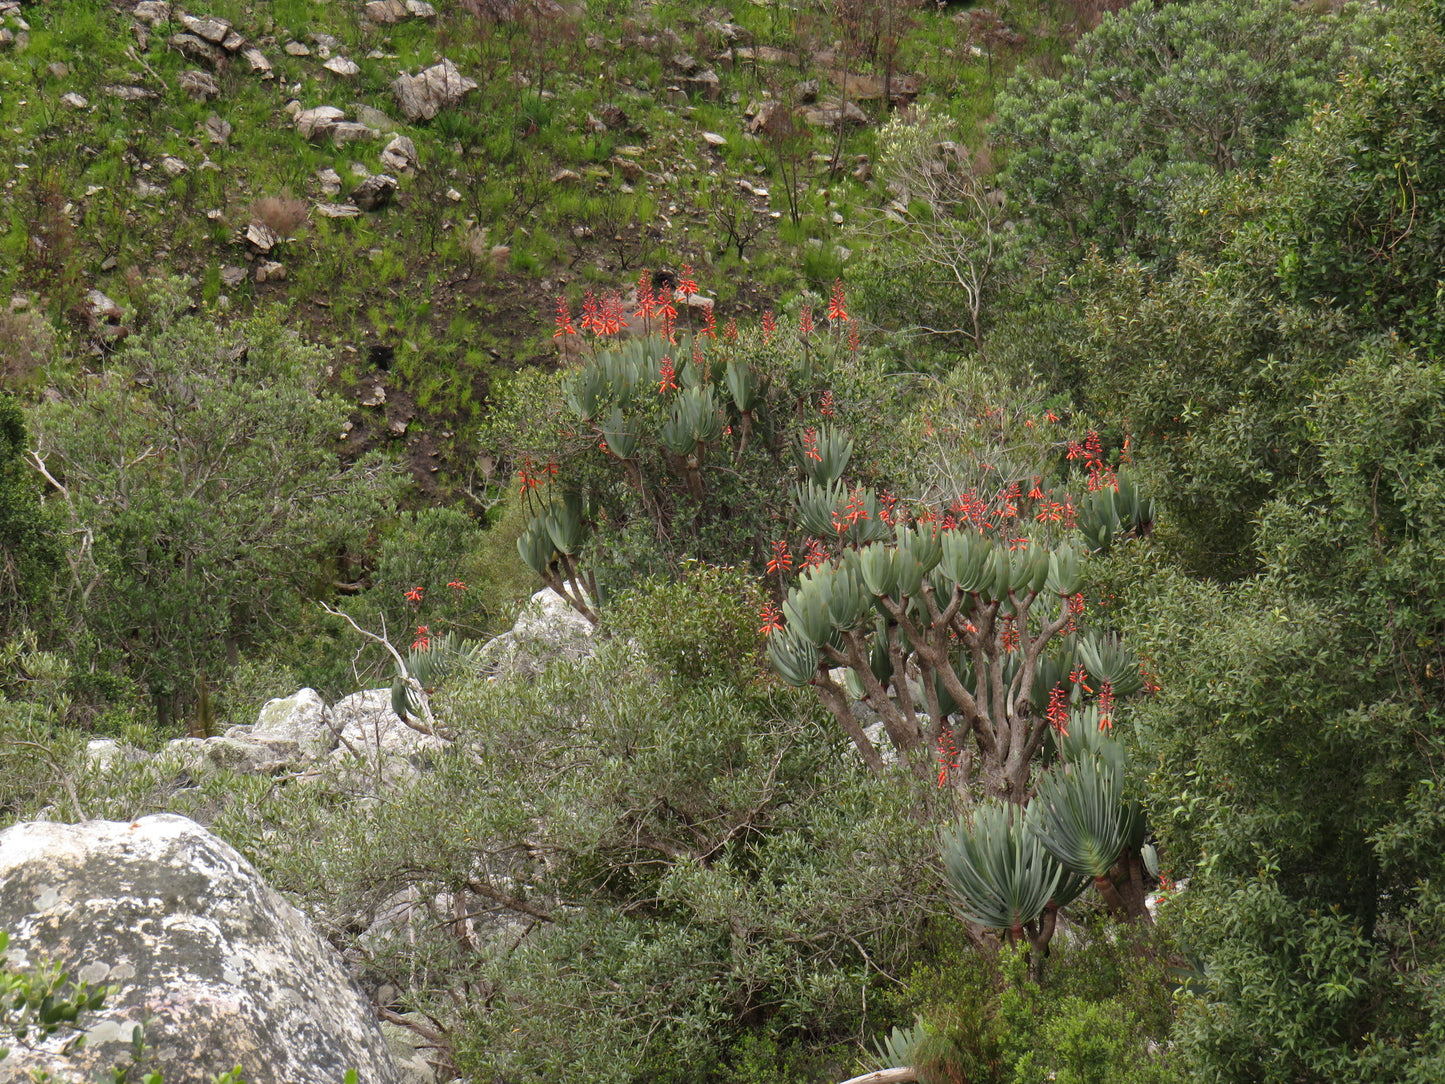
[28,289,404,731]
[0,395,62,638]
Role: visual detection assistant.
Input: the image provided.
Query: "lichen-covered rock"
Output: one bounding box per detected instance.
[0,814,400,1084]
[476,588,597,677]
[333,689,447,763]
[240,686,337,759]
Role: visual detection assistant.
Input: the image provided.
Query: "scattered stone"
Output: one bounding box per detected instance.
[179,14,231,44]
[204,113,232,144]
[316,167,342,195]
[796,78,819,103]
[47,62,68,78]
[671,53,699,74]
[701,131,727,148]
[245,221,282,252]
[550,168,581,183]
[379,133,417,172]
[295,105,345,139]
[311,33,343,52]
[746,99,788,135]
[132,1,171,26]
[82,290,126,340]
[314,202,361,218]
[0,815,403,1084]
[323,55,360,77]
[364,0,406,24]
[221,29,246,52]
[350,174,397,211]
[360,385,386,407]
[9,294,29,312]
[103,84,157,101]
[284,40,310,56]
[732,45,798,65]
[737,179,769,198]
[99,254,118,271]
[59,92,87,109]
[255,261,286,283]
[241,46,273,76]
[352,104,398,132]
[178,68,220,101]
[683,69,721,99]
[612,156,642,182]
[169,32,226,66]
[220,265,246,288]
[801,99,870,128]
[404,0,438,16]
[158,155,187,177]
[241,688,337,760]
[328,121,380,146]
[445,187,461,201]
[392,58,477,122]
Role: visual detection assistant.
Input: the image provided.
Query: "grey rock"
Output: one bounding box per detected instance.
[255,261,286,283]
[59,91,87,108]
[241,46,273,76]
[351,173,397,211]
[220,265,246,288]
[295,105,345,139]
[477,588,597,677]
[284,40,310,56]
[333,689,447,763]
[365,0,407,24]
[380,134,418,172]
[178,69,220,101]
[179,14,231,44]
[132,2,172,26]
[203,114,232,144]
[244,221,282,251]
[801,99,869,128]
[352,104,399,132]
[103,84,157,101]
[315,201,361,218]
[169,32,226,66]
[328,121,380,146]
[405,0,438,18]
[392,58,477,122]
[0,815,401,1084]
[324,55,361,77]
[165,735,285,775]
[316,166,343,194]
[246,689,335,759]
[159,155,187,176]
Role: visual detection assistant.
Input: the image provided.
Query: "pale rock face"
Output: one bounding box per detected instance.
[0,815,400,1084]
[476,588,597,677]
[332,688,448,763]
[240,686,337,759]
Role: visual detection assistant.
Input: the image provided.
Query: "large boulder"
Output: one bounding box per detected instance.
[391,58,477,121]
[476,587,597,677]
[332,688,448,764]
[0,815,400,1084]
[237,686,337,759]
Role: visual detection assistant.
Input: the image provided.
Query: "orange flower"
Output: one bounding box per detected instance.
[827,278,849,322]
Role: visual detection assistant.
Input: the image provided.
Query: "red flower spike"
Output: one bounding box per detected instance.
[767,539,793,575]
[448,580,468,591]
[1097,681,1114,730]
[819,390,836,417]
[634,273,655,321]
[404,586,424,604]
[1047,685,1070,736]
[758,602,784,636]
[762,310,776,343]
[703,303,717,339]
[1069,663,1094,694]
[847,323,860,352]
[678,265,698,298]
[658,356,679,395]
[828,278,849,322]
[798,307,814,339]
[724,317,739,342]
[553,296,576,338]
[803,538,828,569]
[412,625,430,651]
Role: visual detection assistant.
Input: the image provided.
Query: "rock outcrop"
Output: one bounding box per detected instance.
[0,815,400,1084]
